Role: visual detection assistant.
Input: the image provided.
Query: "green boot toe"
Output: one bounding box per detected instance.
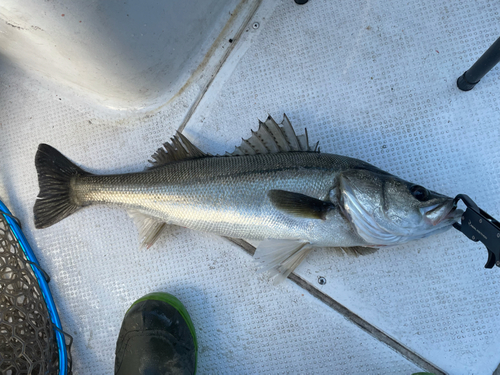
[115,293,197,375]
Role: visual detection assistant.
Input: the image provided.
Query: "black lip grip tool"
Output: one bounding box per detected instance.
[453,194,500,268]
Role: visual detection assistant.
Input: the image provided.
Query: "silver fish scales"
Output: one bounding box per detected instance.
[73,152,362,245]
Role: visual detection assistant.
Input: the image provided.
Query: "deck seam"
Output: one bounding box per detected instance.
[226,237,446,375]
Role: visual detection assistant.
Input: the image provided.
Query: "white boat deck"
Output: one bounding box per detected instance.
[1,0,499,373]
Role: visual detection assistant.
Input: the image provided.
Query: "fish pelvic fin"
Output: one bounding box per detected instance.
[340,246,379,257]
[34,144,92,229]
[254,239,313,285]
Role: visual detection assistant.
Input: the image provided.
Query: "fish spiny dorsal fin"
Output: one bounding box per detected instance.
[228,139,256,156]
[249,126,273,153]
[298,128,310,151]
[257,120,281,153]
[263,115,290,152]
[281,113,300,151]
[227,114,319,156]
[148,131,209,169]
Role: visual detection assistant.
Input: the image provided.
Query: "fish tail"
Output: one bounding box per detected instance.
[34,144,92,229]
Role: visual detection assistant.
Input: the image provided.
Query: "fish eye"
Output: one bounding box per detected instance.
[410,185,430,201]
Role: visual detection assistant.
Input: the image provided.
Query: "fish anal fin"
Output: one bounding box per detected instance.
[148,131,209,169]
[254,239,313,284]
[129,210,169,249]
[268,190,334,220]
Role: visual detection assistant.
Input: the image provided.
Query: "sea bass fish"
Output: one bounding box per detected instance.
[34,115,461,283]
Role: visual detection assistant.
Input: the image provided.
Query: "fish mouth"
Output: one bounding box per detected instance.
[422,199,463,227]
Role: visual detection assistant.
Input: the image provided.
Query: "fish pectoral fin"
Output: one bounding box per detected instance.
[335,246,379,257]
[128,210,169,249]
[268,190,335,220]
[254,239,313,285]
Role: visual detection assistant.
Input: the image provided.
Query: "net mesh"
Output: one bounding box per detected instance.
[0,212,71,374]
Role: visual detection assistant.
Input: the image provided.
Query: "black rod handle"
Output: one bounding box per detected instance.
[457,36,500,91]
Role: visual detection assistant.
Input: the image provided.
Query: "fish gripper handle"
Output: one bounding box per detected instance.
[453,194,500,268]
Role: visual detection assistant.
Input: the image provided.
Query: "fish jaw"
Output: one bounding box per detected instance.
[421,199,463,227]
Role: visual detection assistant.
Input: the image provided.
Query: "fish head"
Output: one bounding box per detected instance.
[338,168,462,246]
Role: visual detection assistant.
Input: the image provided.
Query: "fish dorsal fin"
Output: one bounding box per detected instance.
[228,114,319,156]
[149,114,319,167]
[148,131,209,169]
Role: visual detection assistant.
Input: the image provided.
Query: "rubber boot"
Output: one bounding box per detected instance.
[115,292,197,375]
